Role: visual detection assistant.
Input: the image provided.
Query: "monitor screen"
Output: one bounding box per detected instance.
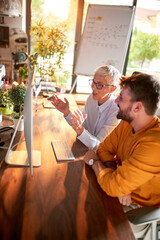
[5,65,41,176]
[24,67,35,176]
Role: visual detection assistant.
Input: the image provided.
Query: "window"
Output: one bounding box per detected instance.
[31,0,160,93]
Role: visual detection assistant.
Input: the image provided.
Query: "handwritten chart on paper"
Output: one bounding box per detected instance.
[74,5,135,76]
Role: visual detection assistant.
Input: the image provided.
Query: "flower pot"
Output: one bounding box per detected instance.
[0,104,13,115]
[14,105,21,113]
[13,118,24,131]
[55,87,66,93]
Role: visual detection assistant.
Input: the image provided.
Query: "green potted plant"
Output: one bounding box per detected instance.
[0,90,13,115]
[9,84,27,131]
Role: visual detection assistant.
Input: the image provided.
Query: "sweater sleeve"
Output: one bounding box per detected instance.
[97,136,160,197]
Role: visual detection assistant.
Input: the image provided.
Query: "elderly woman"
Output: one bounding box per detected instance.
[50,65,121,149]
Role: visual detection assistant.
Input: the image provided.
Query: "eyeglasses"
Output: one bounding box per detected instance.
[88,79,114,90]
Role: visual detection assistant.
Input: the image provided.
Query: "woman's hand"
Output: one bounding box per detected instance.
[71,109,87,135]
[50,95,70,116]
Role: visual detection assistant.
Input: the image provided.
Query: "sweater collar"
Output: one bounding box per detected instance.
[131,116,160,136]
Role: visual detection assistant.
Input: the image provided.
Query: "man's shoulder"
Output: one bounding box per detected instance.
[116,120,130,129]
[156,116,160,125]
[144,118,160,139]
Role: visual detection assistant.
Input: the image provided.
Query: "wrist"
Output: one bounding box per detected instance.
[64,110,70,117]
[88,158,97,167]
[76,126,84,136]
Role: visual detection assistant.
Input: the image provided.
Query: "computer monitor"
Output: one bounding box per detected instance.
[5,66,41,176]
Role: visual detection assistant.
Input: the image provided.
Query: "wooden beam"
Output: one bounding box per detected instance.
[71,0,84,93]
[26,0,32,54]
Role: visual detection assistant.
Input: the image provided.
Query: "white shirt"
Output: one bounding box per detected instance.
[65,94,119,149]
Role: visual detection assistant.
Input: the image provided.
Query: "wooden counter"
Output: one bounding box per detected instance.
[0,94,135,240]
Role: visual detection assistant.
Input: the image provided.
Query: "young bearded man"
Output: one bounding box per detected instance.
[84,73,160,206]
[83,73,160,238]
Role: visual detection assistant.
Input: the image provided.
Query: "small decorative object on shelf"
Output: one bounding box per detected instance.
[0,90,13,115]
[18,64,28,84]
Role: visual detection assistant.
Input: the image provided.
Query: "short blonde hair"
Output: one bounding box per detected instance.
[94,65,121,86]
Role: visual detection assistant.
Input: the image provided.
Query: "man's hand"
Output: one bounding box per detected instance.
[83,149,99,165]
[83,150,107,177]
[118,194,132,206]
[50,95,70,116]
[71,109,87,135]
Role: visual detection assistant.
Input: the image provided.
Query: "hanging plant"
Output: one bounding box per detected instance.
[30,19,70,82]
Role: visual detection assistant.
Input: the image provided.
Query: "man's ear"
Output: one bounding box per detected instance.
[133,101,143,113]
[110,86,117,93]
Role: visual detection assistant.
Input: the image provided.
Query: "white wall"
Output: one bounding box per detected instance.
[0,16,22,60]
[0,16,22,78]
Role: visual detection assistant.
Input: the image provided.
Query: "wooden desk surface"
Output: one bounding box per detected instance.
[0,94,135,240]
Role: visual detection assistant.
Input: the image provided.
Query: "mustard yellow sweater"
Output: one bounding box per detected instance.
[97,117,160,207]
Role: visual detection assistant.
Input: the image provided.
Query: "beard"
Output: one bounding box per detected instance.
[117,104,133,123]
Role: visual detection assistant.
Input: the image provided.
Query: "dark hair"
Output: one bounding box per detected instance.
[132,71,141,75]
[120,73,160,115]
